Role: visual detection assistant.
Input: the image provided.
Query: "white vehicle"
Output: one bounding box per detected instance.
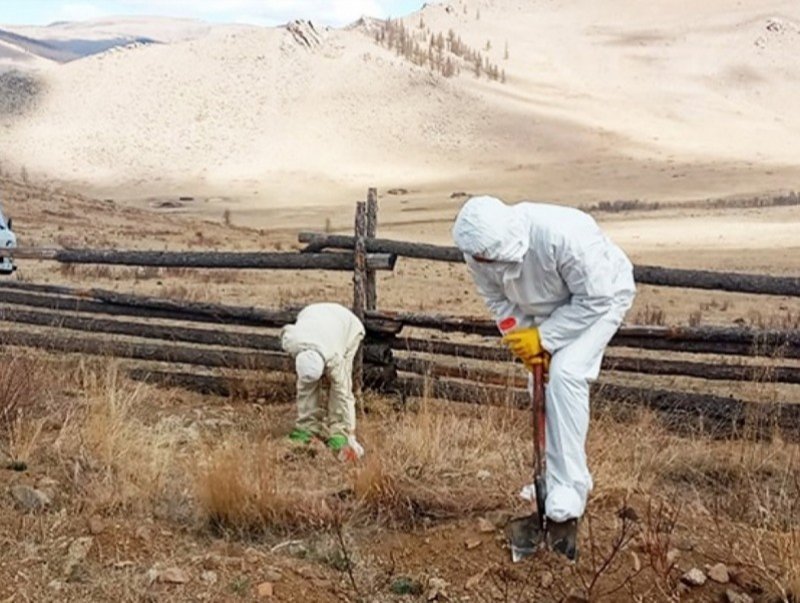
[0,205,17,274]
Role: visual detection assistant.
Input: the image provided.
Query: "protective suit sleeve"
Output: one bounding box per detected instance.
[466,259,531,335]
[537,237,617,352]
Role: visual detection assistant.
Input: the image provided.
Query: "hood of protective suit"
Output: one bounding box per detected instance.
[452,196,529,263]
[295,349,325,383]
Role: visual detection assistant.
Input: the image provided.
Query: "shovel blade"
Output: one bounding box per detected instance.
[506,514,546,562]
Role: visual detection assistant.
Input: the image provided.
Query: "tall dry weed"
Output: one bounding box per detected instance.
[75,364,185,513]
[193,436,338,533]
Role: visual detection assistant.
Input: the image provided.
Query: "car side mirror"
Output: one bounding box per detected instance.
[6,218,11,231]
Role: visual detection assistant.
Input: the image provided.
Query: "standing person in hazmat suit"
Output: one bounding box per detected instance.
[452,196,636,559]
[280,302,366,462]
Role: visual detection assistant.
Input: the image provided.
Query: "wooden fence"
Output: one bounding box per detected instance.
[0,188,798,439]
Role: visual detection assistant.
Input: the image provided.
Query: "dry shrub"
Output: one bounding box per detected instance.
[194,437,338,534]
[353,399,526,522]
[0,353,42,429]
[75,365,185,513]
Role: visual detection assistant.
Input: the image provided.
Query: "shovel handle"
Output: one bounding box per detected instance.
[532,362,547,524]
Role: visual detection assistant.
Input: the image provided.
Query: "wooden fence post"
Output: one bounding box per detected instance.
[353,201,368,401]
[366,188,378,311]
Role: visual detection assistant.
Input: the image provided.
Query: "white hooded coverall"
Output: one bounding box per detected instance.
[280,303,366,438]
[452,196,636,521]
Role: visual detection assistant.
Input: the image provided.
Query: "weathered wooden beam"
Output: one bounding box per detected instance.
[126,365,395,397]
[393,337,510,361]
[610,336,800,359]
[0,307,391,365]
[299,233,800,296]
[0,282,403,335]
[375,311,800,358]
[0,329,292,371]
[366,187,378,311]
[397,355,800,387]
[371,310,800,347]
[0,248,397,271]
[299,233,464,262]
[353,201,368,399]
[0,306,284,351]
[397,375,800,439]
[633,265,800,297]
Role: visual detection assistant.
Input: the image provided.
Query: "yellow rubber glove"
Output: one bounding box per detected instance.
[502,327,548,368]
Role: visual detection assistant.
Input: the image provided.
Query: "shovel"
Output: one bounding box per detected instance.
[506,361,548,562]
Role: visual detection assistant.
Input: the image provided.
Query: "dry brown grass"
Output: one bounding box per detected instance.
[64,364,188,514]
[0,353,42,429]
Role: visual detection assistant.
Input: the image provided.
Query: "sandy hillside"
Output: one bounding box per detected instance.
[3,16,248,45]
[0,0,798,216]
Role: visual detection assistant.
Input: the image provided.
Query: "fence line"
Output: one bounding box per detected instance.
[298,232,800,297]
[0,187,797,437]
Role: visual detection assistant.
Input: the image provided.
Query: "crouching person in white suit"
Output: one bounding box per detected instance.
[452,196,636,560]
[280,302,366,461]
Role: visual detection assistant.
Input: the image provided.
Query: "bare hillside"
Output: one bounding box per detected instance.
[0,1,799,211]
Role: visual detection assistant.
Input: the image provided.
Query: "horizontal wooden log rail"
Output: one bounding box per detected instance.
[392,334,800,360]
[0,248,397,271]
[370,310,800,348]
[0,306,284,351]
[0,282,402,334]
[0,328,394,371]
[0,329,291,371]
[300,233,800,296]
[397,375,800,440]
[396,356,800,386]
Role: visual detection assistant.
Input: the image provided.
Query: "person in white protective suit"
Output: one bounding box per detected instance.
[280,302,366,461]
[452,195,635,557]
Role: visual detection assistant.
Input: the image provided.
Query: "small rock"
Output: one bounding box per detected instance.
[464,538,482,550]
[244,546,266,564]
[36,477,59,499]
[257,581,274,598]
[676,538,695,551]
[666,549,680,566]
[135,525,151,540]
[159,567,189,584]
[485,510,512,528]
[476,469,491,480]
[426,577,449,601]
[708,562,730,584]
[64,537,93,579]
[725,588,753,603]
[146,568,160,585]
[465,569,487,589]
[10,484,50,511]
[201,570,218,585]
[477,517,495,533]
[681,568,707,587]
[630,551,641,572]
[540,571,554,588]
[88,516,105,535]
[263,567,282,582]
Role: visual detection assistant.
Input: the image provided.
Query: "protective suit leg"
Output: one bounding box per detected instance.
[295,377,326,437]
[327,333,364,436]
[540,293,634,521]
